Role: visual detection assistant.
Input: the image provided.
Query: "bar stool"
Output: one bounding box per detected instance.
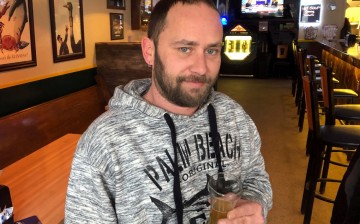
[298,54,358,134]
[291,40,299,97]
[296,48,307,132]
[295,48,305,108]
[296,50,325,133]
[318,65,360,194]
[300,75,360,224]
[320,65,360,125]
[306,55,340,85]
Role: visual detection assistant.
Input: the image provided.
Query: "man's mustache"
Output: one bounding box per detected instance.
[177,75,211,84]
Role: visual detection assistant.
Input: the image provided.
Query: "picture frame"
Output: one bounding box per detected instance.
[49,0,85,63]
[110,13,124,40]
[0,0,37,72]
[132,0,152,30]
[140,0,152,30]
[107,0,126,10]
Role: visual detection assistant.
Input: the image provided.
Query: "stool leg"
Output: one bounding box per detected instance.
[303,143,325,224]
[296,89,304,113]
[292,75,297,96]
[301,156,313,214]
[319,145,332,194]
[295,79,303,107]
[298,94,306,132]
[305,131,311,156]
[301,134,315,213]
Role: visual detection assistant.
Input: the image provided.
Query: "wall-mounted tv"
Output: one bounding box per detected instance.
[240,0,285,18]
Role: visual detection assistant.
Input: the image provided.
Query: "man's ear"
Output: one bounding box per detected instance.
[141,37,155,67]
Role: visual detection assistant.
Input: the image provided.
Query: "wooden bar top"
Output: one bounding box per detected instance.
[0,133,81,224]
[319,39,360,57]
[299,39,360,71]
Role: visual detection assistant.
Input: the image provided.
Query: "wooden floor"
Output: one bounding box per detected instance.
[217,76,347,224]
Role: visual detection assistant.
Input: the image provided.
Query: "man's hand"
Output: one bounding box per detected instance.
[217,199,264,224]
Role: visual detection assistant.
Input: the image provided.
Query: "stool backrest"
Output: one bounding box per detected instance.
[306,55,317,81]
[319,65,336,125]
[302,75,321,134]
[298,48,307,78]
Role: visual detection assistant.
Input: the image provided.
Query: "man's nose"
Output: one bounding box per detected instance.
[190,53,207,75]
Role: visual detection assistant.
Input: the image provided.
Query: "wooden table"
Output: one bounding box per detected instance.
[0,134,80,224]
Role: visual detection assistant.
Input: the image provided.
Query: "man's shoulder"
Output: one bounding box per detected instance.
[212,91,239,106]
[84,110,128,134]
[211,91,247,115]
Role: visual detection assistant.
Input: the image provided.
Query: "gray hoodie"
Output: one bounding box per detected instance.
[65,78,272,223]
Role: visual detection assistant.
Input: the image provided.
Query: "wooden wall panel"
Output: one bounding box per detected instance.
[95,42,151,103]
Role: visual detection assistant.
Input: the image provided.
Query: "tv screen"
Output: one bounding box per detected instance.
[241,0,284,18]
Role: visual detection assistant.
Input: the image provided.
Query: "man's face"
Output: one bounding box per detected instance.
[153,3,223,107]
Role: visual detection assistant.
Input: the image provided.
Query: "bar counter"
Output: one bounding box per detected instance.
[320,39,360,66]
[299,39,360,67]
[299,39,360,102]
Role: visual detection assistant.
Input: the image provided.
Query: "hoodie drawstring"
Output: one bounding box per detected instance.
[164,113,183,224]
[207,104,223,173]
[164,104,223,223]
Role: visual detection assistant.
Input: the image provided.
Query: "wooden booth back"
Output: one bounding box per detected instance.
[95,42,151,103]
[0,86,105,169]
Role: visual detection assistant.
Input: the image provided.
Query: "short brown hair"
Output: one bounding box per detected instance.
[147,0,219,47]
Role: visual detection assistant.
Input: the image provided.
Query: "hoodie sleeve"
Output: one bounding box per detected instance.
[64,132,118,223]
[239,113,273,219]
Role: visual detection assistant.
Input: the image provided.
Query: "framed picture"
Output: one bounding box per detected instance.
[132,0,152,30]
[107,0,125,10]
[0,0,37,72]
[140,0,152,30]
[110,13,124,40]
[49,0,85,63]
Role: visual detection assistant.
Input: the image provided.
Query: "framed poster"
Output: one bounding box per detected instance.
[107,0,125,10]
[110,13,124,40]
[0,0,37,72]
[49,0,85,63]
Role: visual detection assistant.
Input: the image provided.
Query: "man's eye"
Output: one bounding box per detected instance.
[179,47,191,53]
[207,49,219,55]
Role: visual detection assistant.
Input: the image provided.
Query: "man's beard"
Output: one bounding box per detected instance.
[153,49,216,108]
